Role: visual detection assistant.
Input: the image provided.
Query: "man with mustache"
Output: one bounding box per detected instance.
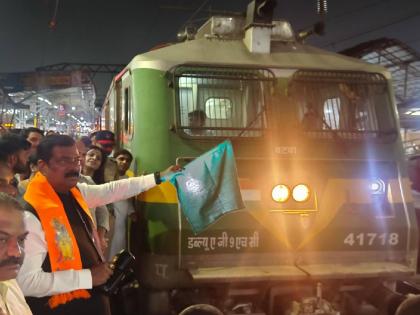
[17,135,179,315]
[0,192,32,315]
[0,134,31,198]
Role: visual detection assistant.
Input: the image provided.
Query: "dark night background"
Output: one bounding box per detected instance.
[0,0,419,73]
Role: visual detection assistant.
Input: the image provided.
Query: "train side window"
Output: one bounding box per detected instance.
[123,87,132,135]
[109,96,116,133]
[101,101,109,130]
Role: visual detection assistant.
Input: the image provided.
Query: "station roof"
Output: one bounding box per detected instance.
[341,38,420,129]
[0,70,96,132]
[341,38,420,106]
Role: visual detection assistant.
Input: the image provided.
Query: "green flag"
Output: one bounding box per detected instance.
[164,140,245,234]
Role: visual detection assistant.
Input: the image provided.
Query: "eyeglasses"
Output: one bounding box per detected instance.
[0,235,26,252]
[53,156,82,166]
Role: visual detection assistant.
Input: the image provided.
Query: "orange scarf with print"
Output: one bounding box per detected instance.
[24,172,94,309]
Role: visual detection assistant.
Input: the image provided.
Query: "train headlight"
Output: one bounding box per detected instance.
[369,179,385,194]
[292,184,310,202]
[272,185,290,203]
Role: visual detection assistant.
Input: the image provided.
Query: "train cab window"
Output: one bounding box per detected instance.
[301,97,342,131]
[205,98,232,119]
[323,98,341,130]
[290,71,392,139]
[175,66,274,138]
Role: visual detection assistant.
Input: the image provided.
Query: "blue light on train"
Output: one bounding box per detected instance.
[369,179,385,194]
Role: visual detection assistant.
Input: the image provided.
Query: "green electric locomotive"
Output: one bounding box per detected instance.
[101,1,419,314]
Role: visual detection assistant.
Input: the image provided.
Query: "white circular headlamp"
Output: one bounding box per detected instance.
[292,184,310,202]
[272,184,290,203]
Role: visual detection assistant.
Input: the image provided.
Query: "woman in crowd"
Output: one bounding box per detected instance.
[82,146,106,184]
[80,145,109,251]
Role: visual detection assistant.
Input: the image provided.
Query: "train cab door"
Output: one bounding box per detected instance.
[101,101,110,130]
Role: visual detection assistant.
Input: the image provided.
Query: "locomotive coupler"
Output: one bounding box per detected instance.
[286,282,340,315]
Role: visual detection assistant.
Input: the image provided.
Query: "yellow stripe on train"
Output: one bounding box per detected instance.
[137,182,178,203]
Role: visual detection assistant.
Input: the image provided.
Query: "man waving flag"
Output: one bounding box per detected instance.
[164,141,245,234]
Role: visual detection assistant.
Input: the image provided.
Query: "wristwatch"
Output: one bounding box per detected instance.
[154,171,162,185]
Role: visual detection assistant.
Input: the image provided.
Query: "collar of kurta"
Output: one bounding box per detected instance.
[23,172,92,309]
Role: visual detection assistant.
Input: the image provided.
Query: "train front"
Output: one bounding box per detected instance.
[134,61,419,315]
[130,6,419,315]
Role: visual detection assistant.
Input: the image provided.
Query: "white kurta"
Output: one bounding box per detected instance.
[17,174,156,297]
[108,175,135,260]
[0,280,32,315]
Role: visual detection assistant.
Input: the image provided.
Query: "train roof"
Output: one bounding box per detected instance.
[128,38,389,78]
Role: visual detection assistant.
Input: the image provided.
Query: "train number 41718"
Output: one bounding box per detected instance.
[343,233,399,246]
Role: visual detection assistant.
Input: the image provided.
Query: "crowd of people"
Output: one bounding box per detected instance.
[0,127,179,315]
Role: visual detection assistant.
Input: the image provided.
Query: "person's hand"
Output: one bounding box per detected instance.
[160,165,183,178]
[90,262,113,286]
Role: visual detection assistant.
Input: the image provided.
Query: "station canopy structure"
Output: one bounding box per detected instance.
[341,38,420,130]
[0,63,123,135]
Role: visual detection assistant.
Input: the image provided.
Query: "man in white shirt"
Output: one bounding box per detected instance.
[108,149,135,260]
[17,135,179,315]
[0,192,32,315]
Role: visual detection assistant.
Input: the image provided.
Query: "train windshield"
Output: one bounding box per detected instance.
[288,70,396,139]
[175,67,395,139]
[175,66,274,137]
